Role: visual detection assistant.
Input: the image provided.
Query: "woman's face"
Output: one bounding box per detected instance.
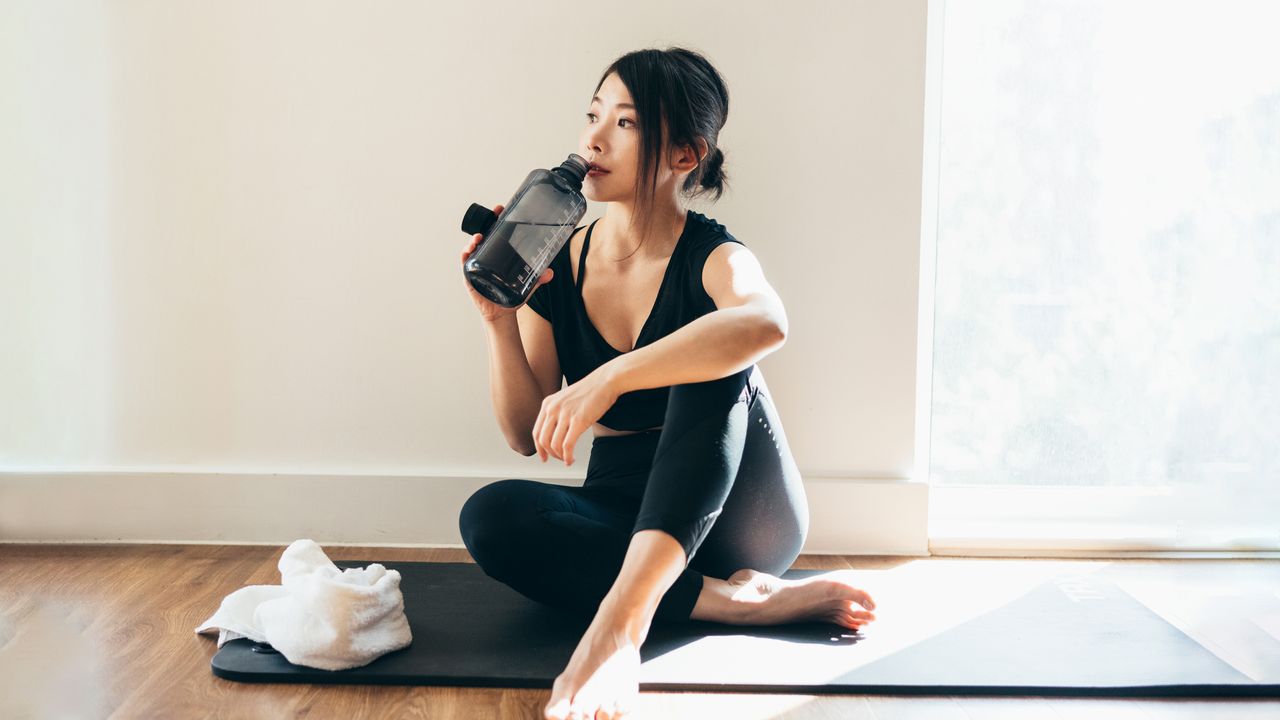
[579,72,643,203]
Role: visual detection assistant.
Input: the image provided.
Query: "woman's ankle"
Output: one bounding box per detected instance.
[596,591,657,646]
[689,576,757,625]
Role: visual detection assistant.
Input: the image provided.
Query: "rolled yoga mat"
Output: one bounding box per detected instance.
[209,560,1280,697]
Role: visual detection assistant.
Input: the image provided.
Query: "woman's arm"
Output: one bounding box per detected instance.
[481,314,546,455]
[603,304,784,395]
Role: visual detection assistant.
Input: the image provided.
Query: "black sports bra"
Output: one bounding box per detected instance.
[525,209,746,430]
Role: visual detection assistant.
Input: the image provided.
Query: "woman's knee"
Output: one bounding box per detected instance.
[666,366,753,412]
[458,479,541,569]
[689,519,802,579]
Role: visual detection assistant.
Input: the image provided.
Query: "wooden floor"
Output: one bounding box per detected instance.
[0,544,1276,719]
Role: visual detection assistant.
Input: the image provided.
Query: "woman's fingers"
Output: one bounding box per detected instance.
[549,418,570,465]
[544,430,562,462]
[558,421,582,466]
[462,233,481,261]
[533,412,561,462]
[535,429,546,462]
[462,204,501,260]
[532,411,545,462]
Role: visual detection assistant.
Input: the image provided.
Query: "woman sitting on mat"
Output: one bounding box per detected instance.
[458,47,878,720]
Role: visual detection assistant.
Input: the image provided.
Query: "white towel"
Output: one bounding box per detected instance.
[194,539,412,671]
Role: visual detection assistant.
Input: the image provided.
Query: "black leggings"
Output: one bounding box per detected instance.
[458,364,808,623]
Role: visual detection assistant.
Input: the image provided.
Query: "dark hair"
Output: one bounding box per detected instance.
[593,47,730,254]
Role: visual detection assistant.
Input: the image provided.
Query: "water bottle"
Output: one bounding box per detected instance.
[460,153,590,308]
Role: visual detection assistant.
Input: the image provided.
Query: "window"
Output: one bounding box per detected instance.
[926,0,1280,551]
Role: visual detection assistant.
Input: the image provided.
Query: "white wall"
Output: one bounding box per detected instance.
[0,0,931,551]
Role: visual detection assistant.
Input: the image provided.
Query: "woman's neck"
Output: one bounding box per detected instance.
[596,201,687,262]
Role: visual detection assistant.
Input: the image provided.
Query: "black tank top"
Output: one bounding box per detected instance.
[525,209,746,431]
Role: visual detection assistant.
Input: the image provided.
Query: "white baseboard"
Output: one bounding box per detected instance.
[0,471,929,556]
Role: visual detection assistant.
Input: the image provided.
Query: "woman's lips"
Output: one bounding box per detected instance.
[587,168,610,176]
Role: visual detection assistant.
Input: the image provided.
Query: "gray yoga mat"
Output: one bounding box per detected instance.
[209,560,1278,697]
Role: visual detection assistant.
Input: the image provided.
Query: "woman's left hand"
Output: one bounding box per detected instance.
[532,369,619,466]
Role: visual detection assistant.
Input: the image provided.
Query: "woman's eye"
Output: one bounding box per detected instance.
[585,113,634,128]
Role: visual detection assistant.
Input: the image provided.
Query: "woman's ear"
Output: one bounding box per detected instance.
[671,138,704,174]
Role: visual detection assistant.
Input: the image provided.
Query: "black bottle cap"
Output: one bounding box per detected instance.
[551,153,589,190]
[462,203,498,237]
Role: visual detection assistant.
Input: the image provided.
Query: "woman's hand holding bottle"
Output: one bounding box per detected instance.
[460,203,554,323]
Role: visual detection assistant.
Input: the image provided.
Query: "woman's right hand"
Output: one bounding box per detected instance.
[461,203,554,324]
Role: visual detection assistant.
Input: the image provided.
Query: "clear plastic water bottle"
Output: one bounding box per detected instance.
[461,153,590,308]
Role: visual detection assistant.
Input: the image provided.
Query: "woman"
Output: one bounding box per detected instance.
[458,47,877,720]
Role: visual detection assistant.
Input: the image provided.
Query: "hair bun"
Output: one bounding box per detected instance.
[699,145,727,199]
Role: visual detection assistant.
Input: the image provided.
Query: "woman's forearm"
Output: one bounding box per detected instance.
[482,315,544,455]
[603,306,784,396]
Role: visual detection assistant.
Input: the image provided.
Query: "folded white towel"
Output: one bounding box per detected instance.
[194,539,412,671]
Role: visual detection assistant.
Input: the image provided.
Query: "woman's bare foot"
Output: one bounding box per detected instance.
[693,568,878,630]
[542,570,877,718]
[544,603,644,720]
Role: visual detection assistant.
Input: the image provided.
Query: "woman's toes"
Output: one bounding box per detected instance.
[574,698,613,720]
[822,571,875,607]
[839,608,869,628]
[544,695,570,719]
[546,680,583,719]
[827,580,875,611]
[845,602,875,622]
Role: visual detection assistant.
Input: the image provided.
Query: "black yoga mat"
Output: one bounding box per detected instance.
[209,560,1279,697]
